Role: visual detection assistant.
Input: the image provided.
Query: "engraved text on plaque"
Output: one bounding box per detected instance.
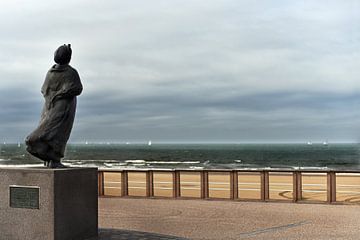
[9,186,40,209]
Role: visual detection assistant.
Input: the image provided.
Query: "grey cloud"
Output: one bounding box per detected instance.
[67,90,359,142]
[0,0,359,142]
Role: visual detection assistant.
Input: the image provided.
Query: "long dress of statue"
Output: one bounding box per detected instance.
[25,44,83,168]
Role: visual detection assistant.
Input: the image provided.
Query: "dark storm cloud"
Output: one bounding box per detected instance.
[69,90,360,142]
[0,0,359,142]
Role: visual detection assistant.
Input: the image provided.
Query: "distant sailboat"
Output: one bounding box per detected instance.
[307,141,312,145]
[148,140,152,146]
[323,141,328,146]
[17,142,21,147]
[126,142,130,145]
[85,141,89,145]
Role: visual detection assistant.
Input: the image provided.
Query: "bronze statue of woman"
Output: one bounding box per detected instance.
[25,44,83,168]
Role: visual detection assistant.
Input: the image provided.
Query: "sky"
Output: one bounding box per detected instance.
[0,0,359,143]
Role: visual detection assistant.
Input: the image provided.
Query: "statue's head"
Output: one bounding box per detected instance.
[54,44,72,65]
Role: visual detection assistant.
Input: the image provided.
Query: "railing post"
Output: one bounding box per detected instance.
[173,170,180,198]
[230,171,238,200]
[201,171,209,199]
[327,171,336,203]
[293,171,302,202]
[297,172,302,201]
[121,170,128,197]
[261,171,269,201]
[146,171,154,198]
[98,171,104,196]
[293,172,297,202]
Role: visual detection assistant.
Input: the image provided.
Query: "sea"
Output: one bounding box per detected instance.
[0,143,360,170]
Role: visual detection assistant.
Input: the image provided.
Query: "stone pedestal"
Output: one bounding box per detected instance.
[0,167,98,240]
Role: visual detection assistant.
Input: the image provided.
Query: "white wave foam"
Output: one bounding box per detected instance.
[189,166,204,169]
[147,161,200,165]
[62,159,202,165]
[63,159,119,163]
[0,164,45,168]
[299,166,329,170]
[125,160,146,164]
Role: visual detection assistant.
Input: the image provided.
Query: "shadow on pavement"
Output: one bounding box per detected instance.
[86,228,189,240]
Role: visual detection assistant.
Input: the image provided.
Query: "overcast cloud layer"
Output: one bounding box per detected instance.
[0,0,359,143]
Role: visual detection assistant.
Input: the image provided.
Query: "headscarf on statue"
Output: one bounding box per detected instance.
[41,44,82,109]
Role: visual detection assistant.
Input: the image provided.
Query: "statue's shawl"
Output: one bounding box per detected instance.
[42,64,82,107]
[27,64,82,159]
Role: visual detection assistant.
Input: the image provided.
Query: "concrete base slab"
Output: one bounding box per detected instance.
[0,167,98,240]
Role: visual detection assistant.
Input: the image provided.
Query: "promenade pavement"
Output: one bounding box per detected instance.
[93,197,360,240]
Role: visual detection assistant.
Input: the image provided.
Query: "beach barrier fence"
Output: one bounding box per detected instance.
[98,169,360,204]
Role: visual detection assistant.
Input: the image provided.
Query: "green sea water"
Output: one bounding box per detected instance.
[0,143,359,170]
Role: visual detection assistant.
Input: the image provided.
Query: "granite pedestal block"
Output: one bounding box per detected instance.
[0,167,98,240]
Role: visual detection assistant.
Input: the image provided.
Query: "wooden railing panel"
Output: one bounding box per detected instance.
[128,172,147,197]
[269,172,293,201]
[238,172,261,200]
[336,173,360,203]
[153,172,173,197]
[180,172,201,198]
[301,173,327,202]
[103,172,121,196]
[208,172,231,199]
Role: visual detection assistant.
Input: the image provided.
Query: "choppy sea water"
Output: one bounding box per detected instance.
[0,143,359,170]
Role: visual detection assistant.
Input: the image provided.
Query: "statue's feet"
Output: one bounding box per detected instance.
[48,160,67,168]
[44,161,50,167]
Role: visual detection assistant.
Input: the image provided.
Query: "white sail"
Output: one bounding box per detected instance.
[148,140,152,146]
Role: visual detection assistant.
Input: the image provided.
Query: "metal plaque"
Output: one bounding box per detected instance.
[9,186,40,209]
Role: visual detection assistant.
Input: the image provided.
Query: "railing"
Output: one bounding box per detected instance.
[98,169,360,204]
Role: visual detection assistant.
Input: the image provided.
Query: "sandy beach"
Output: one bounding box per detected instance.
[102,171,360,203]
